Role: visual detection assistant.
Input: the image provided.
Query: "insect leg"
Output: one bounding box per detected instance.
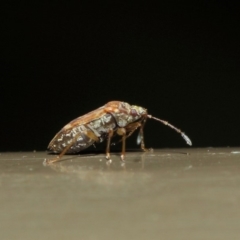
[111,122,142,146]
[117,128,127,161]
[139,124,147,151]
[46,129,99,164]
[46,132,82,164]
[111,128,138,146]
[84,129,99,142]
[106,129,114,160]
[136,120,148,151]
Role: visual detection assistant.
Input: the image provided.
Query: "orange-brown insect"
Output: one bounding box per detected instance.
[46,101,192,164]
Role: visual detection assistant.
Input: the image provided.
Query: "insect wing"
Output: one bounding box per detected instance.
[62,106,106,131]
[48,106,108,152]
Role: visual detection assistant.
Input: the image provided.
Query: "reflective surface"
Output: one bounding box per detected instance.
[1,148,240,240]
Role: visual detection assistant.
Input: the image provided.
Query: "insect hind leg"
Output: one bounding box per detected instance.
[45,132,83,164]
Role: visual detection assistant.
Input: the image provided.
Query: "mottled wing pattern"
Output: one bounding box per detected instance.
[48,106,109,153]
[48,106,117,153]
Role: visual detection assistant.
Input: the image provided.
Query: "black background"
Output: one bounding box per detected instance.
[1,2,239,152]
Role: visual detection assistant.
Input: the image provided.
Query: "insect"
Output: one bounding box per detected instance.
[46,101,192,164]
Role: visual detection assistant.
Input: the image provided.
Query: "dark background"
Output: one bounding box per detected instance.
[1,2,239,152]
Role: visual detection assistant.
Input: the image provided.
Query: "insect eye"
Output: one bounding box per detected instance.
[131,109,139,116]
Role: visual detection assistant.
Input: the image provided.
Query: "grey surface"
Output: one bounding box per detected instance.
[1,148,240,240]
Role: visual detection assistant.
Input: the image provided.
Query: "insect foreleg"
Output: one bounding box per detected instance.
[139,124,147,152]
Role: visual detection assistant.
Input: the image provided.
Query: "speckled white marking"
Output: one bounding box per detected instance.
[57,135,64,142]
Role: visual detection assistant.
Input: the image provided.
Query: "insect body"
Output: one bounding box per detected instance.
[47,101,192,164]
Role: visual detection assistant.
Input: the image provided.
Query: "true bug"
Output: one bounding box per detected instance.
[46,101,192,164]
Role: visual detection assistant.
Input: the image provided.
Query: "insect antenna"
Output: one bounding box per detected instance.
[147,115,192,146]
